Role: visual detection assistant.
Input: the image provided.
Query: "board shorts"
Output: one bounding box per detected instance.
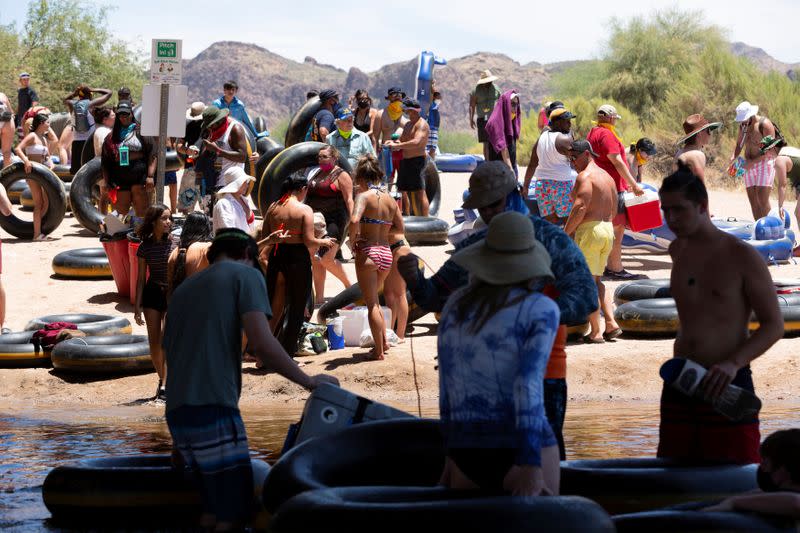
[743,155,776,188]
[476,117,489,143]
[658,365,760,464]
[535,179,573,218]
[164,170,177,186]
[396,156,427,192]
[426,128,439,153]
[166,405,253,523]
[575,220,615,276]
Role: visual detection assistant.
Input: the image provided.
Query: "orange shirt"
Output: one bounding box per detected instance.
[543,285,567,379]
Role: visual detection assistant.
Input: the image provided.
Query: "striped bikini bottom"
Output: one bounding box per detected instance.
[359,244,392,271]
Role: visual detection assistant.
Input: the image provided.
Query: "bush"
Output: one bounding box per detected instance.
[438,130,482,155]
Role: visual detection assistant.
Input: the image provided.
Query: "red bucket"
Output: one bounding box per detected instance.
[100,234,131,297]
[127,233,149,305]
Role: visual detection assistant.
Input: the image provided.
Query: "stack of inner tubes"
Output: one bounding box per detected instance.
[25,314,132,336]
[284,97,321,147]
[51,335,152,374]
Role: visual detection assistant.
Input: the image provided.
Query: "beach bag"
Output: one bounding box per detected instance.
[296,323,328,356]
[31,322,79,349]
[73,100,91,133]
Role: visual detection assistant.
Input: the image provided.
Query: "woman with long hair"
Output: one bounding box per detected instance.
[14,112,53,240]
[167,212,213,297]
[135,203,173,400]
[437,211,561,496]
[306,144,353,304]
[262,173,335,356]
[349,154,402,360]
[100,101,156,219]
[353,89,378,150]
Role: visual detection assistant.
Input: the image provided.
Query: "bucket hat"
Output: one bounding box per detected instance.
[186,101,206,121]
[452,211,553,285]
[462,161,518,209]
[735,101,759,123]
[217,166,256,197]
[200,106,229,131]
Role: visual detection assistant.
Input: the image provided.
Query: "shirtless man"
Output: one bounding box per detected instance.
[0,93,16,168]
[376,87,408,183]
[564,140,621,343]
[385,99,430,216]
[657,168,783,464]
[731,101,778,220]
[675,114,721,182]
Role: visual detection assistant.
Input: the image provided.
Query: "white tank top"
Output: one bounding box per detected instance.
[215,120,245,186]
[535,131,574,182]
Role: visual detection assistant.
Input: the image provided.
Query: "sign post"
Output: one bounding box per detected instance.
[149,39,183,205]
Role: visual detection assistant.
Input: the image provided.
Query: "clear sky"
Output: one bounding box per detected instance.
[1,1,798,71]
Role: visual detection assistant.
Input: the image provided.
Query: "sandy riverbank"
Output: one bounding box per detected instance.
[1,168,799,412]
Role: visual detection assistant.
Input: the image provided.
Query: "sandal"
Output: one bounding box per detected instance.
[581,335,605,344]
[603,328,623,341]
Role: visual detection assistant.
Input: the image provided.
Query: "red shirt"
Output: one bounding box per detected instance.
[587,126,626,192]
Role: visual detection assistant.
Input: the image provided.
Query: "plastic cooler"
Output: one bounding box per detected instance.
[339,306,392,347]
[100,231,131,297]
[285,383,413,451]
[624,190,663,232]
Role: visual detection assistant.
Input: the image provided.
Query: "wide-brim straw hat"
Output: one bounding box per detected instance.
[452,211,553,285]
[476,69,499,85]
[677,114,722,145]
[462,162,518,209]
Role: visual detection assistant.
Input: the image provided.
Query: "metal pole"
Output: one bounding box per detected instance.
[155,83,168,205]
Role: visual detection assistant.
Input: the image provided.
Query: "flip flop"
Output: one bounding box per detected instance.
[603,328,623,341]
[582,335,605,344]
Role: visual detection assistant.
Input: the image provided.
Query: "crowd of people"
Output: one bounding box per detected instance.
[1,69,799,530]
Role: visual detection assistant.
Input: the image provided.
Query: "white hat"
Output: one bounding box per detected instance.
[476,69,499,85]
[735,101,759,123]
[217,166,256,196]
[186,101,206,121]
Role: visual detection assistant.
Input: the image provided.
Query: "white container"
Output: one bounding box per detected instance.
[339,306,392,347]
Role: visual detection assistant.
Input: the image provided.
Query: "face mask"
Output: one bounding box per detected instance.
[387,101,403,121]
[757,467,781,492]
[319,161,334,172]
[358,100,369,109]
[338,128,352,140]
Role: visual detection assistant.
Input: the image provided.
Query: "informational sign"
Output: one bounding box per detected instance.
[140,84,188,138]
[150,39,182,84]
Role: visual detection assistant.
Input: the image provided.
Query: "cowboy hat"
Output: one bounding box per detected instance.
[677,114,722,145]
[200,106,230,131]
[452,211,553,285]
[735,101,759,123]
[476,70,499,85]
[186,101,206,121]
[462,161,518,209]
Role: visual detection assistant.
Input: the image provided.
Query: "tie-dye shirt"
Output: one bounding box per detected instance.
[438,287,560,466]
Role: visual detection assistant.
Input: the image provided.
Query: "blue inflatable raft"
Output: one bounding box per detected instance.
[414,51,446,120]
[435,153,484,173]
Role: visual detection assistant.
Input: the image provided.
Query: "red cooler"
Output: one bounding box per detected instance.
[624,190,663,232]
[101,233,131,297]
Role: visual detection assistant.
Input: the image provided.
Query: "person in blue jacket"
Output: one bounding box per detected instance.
[213,80,258,139]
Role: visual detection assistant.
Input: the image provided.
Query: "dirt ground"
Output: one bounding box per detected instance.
[1,168,799,413]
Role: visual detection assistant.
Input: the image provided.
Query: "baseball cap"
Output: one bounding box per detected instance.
[402,98,422,111]
[318,89,339,102]
[597,104,622,119]
[19,72,30,79]
[571,139,598,157]
[336,107,354,120]
[549,108,576,121]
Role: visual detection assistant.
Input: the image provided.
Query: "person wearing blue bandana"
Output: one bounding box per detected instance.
[325,107,375,169]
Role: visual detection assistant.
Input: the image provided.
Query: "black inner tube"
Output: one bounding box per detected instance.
[284,97,322,147]
[0,162,67,239]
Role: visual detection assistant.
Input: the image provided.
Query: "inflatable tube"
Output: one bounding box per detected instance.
[254,137,285,205]
[284,96,321,147]
[422,157,441,216]
[20,186,34,210]
[253,115,268,135]
[48,112,71,139]
[270,487,614,533]
[0,331,49,368]
[52,248,112,279]
[80,134,96,167]
[263,418,443,513]
[614,279,672,305]
[257,142,352,213]
[434,153,481,173]
[615,298,678,336]
[317,281,429,326]
[403,216,449,246]
[751,233,794,263]
[42,454,269,525]
[0,162,67,239]
[25,314,132,336]
[7,180,28,204]
[52,164,72,182]
[68,157,103,233]
[561,458,757,514]
[614,510,795,532]
[51,334,151,374]
[132,104,142,123]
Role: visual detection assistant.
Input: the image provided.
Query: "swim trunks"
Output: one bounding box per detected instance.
[426,128,439,153]
[166,405,254,523]
[574,220,614,276]
[535,179,573,218]
[743,155,776,188]
[476,117,489,143]
[396,156,427,191]
[658,365,760,464]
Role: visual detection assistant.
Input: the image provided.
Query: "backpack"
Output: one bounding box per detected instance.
[761,117,788,149]
[73,99,91,133]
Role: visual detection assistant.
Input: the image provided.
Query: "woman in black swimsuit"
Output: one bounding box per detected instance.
[352,89,378,151]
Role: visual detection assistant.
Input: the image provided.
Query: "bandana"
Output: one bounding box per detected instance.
[594,121,624,144]
[387,101,403,121]
[208,117,230,142]
[635,150,649,166]
[338,128,352,140]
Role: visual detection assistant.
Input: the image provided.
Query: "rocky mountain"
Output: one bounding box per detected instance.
[183,41,798,134]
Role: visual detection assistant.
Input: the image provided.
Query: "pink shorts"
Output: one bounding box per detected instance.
[535,179,574,218]
[743,155,776,188]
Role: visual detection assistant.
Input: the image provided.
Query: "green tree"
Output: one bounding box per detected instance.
[0,0,146,112]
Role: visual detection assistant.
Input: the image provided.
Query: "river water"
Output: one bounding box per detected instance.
[1,401,798,531]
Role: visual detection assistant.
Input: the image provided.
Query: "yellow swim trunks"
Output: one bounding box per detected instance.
[575,220,614,276]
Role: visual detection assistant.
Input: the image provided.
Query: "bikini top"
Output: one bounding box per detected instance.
[25,143,49,158]
[354,109,371,132]
[361,216,392,226]
[308,167,343,198]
